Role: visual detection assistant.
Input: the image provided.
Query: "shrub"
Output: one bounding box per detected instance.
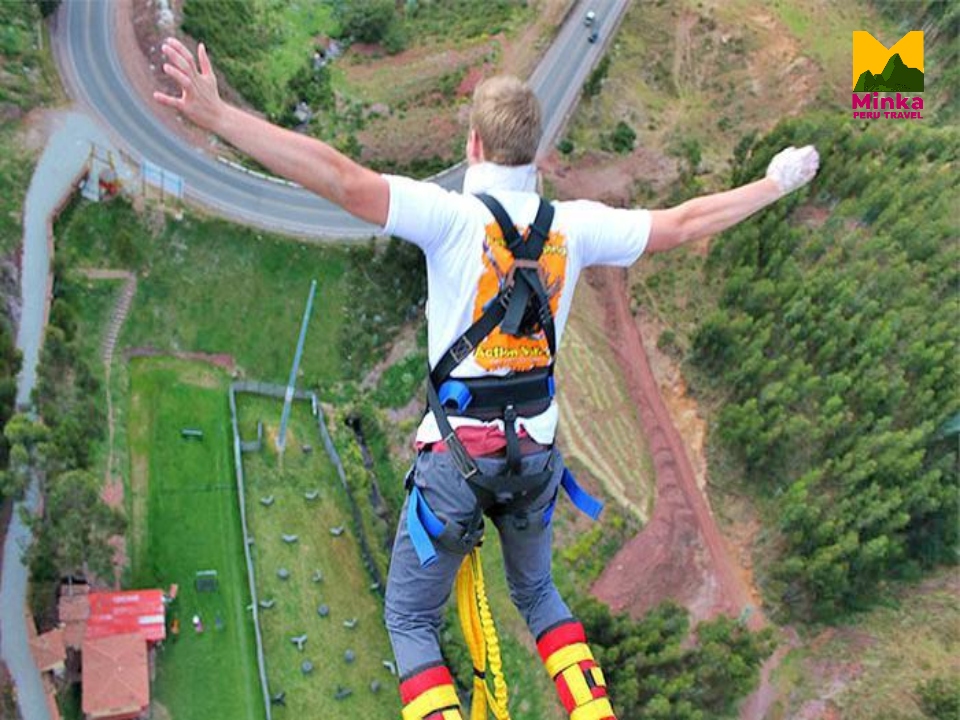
[338,0,396,44]
[917,676,960,719]
[610,121,636,154]
[584,55,610,98]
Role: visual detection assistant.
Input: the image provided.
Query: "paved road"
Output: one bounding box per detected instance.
[55,0,629,237]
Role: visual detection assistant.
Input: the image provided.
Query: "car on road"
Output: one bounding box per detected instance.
[584,10,596,26]
[588,29,599,43]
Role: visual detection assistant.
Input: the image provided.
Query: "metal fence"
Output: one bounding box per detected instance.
[227,381,386,719]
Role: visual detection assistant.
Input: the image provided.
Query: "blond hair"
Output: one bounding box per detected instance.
[470,76,541,166]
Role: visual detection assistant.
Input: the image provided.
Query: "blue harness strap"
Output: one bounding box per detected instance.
[560,468,604,521]
[408,465,603,554]
[542,467,604,526]
[407,486,445,568]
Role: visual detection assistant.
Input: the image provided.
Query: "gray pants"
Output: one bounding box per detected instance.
[384,448,571,677]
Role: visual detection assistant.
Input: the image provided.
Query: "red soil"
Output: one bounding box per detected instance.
[584,266,763,630]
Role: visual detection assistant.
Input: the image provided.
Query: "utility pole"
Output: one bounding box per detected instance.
[276,280,317,457]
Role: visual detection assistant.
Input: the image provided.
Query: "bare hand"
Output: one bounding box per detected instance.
[153,37,223,130]
[766,145,819,196]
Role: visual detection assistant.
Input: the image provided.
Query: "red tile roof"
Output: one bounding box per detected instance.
[81,634,149,719]
[85,591,166,643]
[58,586,91,650]
[30,628,66,673]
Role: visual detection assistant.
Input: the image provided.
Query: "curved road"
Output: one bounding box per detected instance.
[55,0,629,238]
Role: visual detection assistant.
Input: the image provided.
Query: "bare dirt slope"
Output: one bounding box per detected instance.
[582,267,762,628]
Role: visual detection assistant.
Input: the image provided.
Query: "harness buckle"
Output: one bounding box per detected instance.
[443,431,479,480]
[449,337,474,364]
[497,284,514,310]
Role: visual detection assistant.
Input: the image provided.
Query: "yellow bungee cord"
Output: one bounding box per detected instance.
[455,546,511,720]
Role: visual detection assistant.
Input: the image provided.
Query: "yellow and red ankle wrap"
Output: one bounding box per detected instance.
[537,621,616,720]
[400,664,464,720]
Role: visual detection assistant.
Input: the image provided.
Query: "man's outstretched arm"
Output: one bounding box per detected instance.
[646,145,819,253]
[153,38,389,227]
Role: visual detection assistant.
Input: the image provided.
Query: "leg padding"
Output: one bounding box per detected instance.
[537,621,617,720]
[400,664,464,720]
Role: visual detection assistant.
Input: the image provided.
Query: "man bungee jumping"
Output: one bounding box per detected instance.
[155,38,818,720]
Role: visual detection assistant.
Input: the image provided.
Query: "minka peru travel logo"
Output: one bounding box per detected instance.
[852,31,924,120]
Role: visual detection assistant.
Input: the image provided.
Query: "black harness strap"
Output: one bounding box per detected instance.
[427,376,555,500]
[476,194,557,352]
[430,195,556,387]
[423,193,559,519]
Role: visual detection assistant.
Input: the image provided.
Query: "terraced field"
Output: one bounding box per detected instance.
[556,273,655,521]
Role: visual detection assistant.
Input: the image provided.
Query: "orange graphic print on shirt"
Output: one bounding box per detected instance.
[472,220,568,372]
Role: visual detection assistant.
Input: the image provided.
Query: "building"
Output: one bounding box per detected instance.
[55,586,168,720]
[29,627,66,678]
[81,634,149,720]
[26,619,65,720]
[58,583,91,652]
[84,590,166,644]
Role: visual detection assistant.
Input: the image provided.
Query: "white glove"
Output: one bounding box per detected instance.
[766,145,819,196]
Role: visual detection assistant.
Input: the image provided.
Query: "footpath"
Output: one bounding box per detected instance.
[0,110,118,720]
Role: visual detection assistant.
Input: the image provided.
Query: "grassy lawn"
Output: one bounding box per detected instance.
[257,1,336,110]
[236,394,400,716]
[69,278,120,377]
[56,200,353,386]
[69,276,122,474]
[127,358,261,720]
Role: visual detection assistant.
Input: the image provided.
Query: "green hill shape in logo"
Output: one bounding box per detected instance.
[854,53,924,92]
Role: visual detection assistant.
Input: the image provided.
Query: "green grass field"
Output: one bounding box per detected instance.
[56,199,353,386]
[69,276,121,474]
[236,394,401,716]
[127,358,261,720]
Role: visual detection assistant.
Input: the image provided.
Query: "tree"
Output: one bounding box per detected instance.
[917,676,960,719]
[30,470,125,581]
[32,0,61,18]
[0,320,21,470]
[574,598,772,717]
[584,56,610,99]
[2,445,31,500]
[4,413,49,448]
[692,115,959,618]
[1,415,48,501]
[339,0,397,44]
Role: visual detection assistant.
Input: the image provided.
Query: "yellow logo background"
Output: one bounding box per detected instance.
[852,31,924,90]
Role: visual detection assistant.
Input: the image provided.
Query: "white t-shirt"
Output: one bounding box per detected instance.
[382,163,651,444]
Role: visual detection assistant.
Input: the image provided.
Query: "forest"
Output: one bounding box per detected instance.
[693,115,958,620]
